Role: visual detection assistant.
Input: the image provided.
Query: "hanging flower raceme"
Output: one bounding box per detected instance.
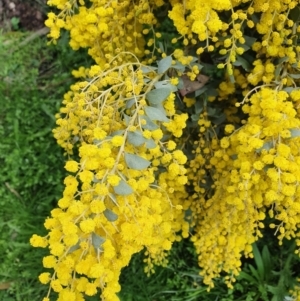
[190,87,300,288]
[45,0,165,66]
[31,53,192,301]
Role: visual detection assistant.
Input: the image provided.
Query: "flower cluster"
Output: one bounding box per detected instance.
[31,52,191,300]
[45,0,165,66]
[189,88,300,288]
[31,0,300,299]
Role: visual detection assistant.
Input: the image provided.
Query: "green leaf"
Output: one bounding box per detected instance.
[233,56,251,71]
[93,176,101,183]
[238,43,250,52]
[111,130,125,136]
[283,87,294,93]
[195,100,204,114]
[172,61,185,72]
[266,285,282,295]
[127,131,146,146]
[289,128,300,138]
[146,88,170,105]
[290,6,300,22]
[145,138,156,149]
[124,114,130,125]
[41,104,55,121]
[207,107,217,117]
[249,264,260,282]
[277,56,289,64]
[126,98,136,109]
[195,86,207,97]
[289,73,300,79]
[113,180,133,195]
[104,209,118,222]
[238,271,257,284]
[92,232,105,249]
[206,86,219,97]
[210,113,226,125]
[244,35,257,47]
[154,81,177,92]
[158,56,172,74]
[140,115,159,130]
[253,244,265,281]
[145,106,169,122]
[67,241,80,254]
[262,246,271,281]
[141,66,157,74]
[177,76,185,89]
[158,41,165,53]
[229,74,235,83]
[257,141,273,153]
[275,65,282,78]
[108,193,118,206]
[125,153,151,170]
[191,114,199,122]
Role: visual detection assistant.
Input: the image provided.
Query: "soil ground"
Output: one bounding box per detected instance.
[0,0,47,31]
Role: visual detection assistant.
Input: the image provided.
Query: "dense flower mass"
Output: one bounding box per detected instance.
[31,0,300,300]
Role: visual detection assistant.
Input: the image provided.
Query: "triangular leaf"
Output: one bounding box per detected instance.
[127,131,146,146]
[233,56,251,71]
[283,87,294,93]
[141,66,157,74]
[289,73,300,79]
[158,41,165,53]
[126,98,136,109]
[154,81,177,92]
[111,130,125,136]
[108,193,118,206]
[145,106,169,122]
[172,61,185,72]
[140,116,159,130]
[146,88,170,105]
[124,114,130,125]
[92,232,105,249]
[67,241,80,254]
[158,56,172,74]
[195,86,207,97]
[103,209,118,222]
[113,180,133,195]
[145,138,156,149]
[195,100,204,114]
[125,153,151,170]
[244,35,257,47]
[277,56,289,64]
[93,176,101,183]
[290,128,300,138]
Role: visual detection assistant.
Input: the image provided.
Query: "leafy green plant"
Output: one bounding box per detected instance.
[10,17,20,31]
[225,242,300,301]
[119,240,206,301]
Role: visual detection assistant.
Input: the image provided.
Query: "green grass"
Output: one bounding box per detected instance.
[0,29,90,301]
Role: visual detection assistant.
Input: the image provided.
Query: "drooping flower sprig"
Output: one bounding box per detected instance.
[31,0,300,299]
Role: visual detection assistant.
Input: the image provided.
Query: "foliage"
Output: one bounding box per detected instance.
[0,29,90,301]
[30,0,300,301]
